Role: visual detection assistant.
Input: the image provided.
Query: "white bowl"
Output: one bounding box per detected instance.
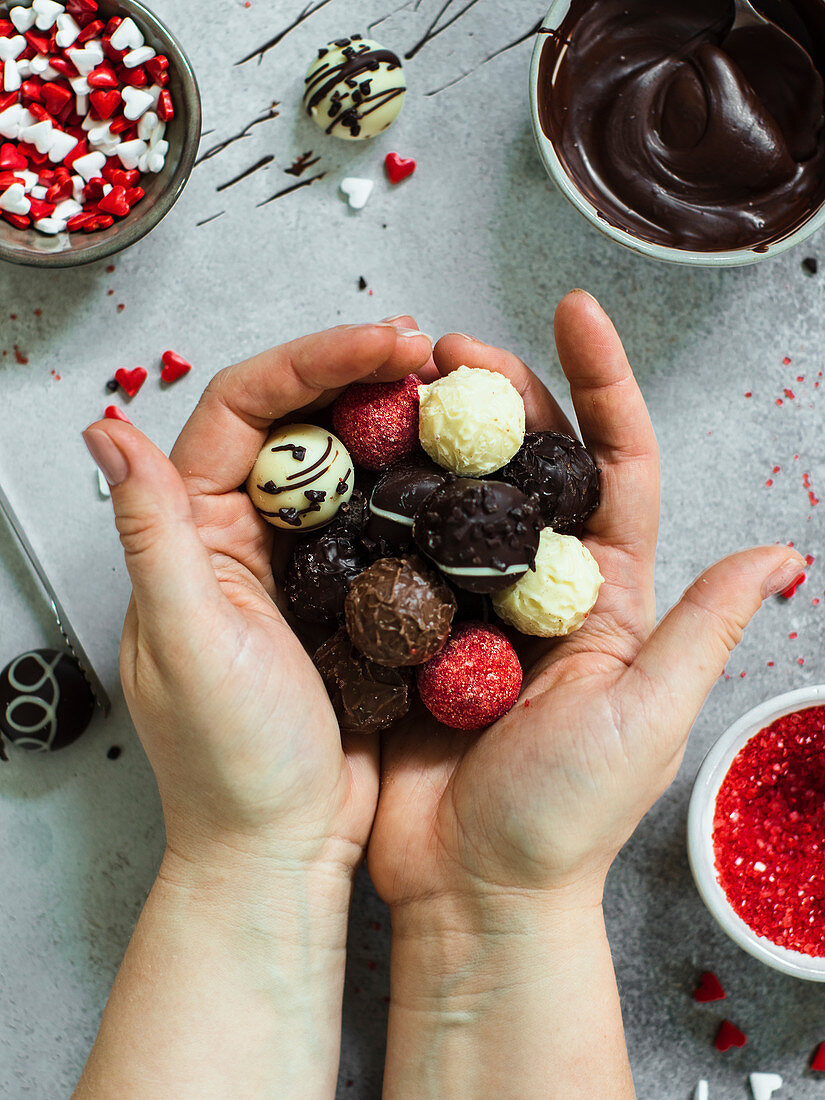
[528,0,825,268]
[687,685,825,981]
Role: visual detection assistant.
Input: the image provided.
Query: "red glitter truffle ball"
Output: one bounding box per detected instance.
[331,375,420,471]
[417,623,522,731]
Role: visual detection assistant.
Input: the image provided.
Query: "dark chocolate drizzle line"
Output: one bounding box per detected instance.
[195,105,280,166]
[259,438,337,494]
[287,437,333,481]
[368,0,414,36]
[196,211,225,227]
[271,443,307,460]
[425,17,544,96]
[236,0,337,65]
[216,155,275,191]
[257,172,326,206]
[285,151,321,177]
[404,0,485,61]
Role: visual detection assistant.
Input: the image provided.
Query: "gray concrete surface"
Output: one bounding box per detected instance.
[1,1,824,1096]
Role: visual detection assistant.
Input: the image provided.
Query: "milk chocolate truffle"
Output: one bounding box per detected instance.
[314,629,412,734]
[0,649,95,753]
[414,478,543,594]
[499,432,600,533]
[304,36,406,141]
[418,366,525,477]
[364,456,449,555]
[345,556,456,667]
[492,529,604,637]
[247,424,354,531]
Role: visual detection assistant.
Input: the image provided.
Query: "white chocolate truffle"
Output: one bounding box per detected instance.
[418,366,526,477]
[247,425,354,531]
[492,529,604,637]
[303,36,406,141]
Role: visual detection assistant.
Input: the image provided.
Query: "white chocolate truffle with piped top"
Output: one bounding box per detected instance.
[492,529,604,637]
[247,425,354,531]
[303,36,406,141]
[418,366,526,477]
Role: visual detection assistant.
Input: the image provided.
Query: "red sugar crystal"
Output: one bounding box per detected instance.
[713,705,825,956]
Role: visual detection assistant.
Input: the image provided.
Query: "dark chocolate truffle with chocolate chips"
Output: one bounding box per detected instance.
[499,432,600,533]
[345,556,456,667]
[314,629,412,734]
[414,478,543,594]
[0,649,95,754]
[364,456,449,556]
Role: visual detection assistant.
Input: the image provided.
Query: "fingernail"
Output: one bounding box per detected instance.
[762,558,806,600]
[381,314,408,324]
[396,328,432,341]
[452,332,478,342]
[571,288,601,305]
[83,427,129,488]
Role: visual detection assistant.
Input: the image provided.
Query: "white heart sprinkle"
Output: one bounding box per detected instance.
[340,177,374,211]
[47,130,78,164]
[750,1073,783,1100]
[137,111,158,141]
[0,104,23,139]
[123,45,155,69]
[97,470,111,499]
[67,43,104,76]
[0,34,26,62]
[4,62,23,94]
[0,182,31,215]
[33,0,63,30]
[72,150,106,182]
[693,1083,708,1100]
[122,86,154,121]
[110,16,144,51]
[54,198,82,220]
[34,216,67,234]
[30,185,47,200]
[20,119,53,154]
[17,168,37,191]
[55,12,81,48]
[9,6,36,32]
[116,138,148,170]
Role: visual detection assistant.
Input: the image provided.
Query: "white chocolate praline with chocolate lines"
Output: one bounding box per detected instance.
[303,35,406,141]
[418,365,526,477]
[492,529,604,637]
[246,424,354,531]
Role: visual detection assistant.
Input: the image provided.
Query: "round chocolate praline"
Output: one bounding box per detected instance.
[498,432,600,533]
[314,629,412,734]
[413,478,543,594]
[364,455,449,556]
[344,556,456,667]
[0,649,95,754]
[286,527,368,625]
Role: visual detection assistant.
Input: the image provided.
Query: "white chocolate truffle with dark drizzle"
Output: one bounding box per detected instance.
[303,36,406,140]
[247,425,354,531]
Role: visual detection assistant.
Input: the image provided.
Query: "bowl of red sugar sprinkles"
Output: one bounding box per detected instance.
[0,0,200,267]
[688,686,825,980]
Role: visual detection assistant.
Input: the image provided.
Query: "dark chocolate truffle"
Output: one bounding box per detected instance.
[314,629,412,734]
[364,455,449,555]
[498,432,600,533]
[345,556,456,667]
[286,528,368,624]
[414,478,543,594]
[0,649,95,753]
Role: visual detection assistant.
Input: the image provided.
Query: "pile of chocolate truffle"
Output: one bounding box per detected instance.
[245,365,603,733]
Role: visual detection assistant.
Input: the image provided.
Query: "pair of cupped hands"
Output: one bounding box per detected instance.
[85,290,803,944]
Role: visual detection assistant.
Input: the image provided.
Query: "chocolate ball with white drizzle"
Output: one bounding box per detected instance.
[304,36,406,140]
[247,424,354,531]
[414,478,543,594]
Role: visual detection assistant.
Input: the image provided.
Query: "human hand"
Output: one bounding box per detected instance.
[83,323,433,877]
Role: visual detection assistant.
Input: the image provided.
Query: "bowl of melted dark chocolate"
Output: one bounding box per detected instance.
[530,0,825,264]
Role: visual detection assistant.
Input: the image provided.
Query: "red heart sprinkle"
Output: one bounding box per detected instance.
[90,89,120,120]
[145,54,169,85]
[0,172,25,189]
[2,212,31,229]
[693,971,725,1003]
[76,19,105,44]
[0,143,28,171]
[21,78,44,104]
[41,82,73,117]
[105,405,132,423]
[87,62,119,90]
[157,90,174,122]
[98,185,130,217]
[812,1043,825,1072]
[714,1020,746,1052]
[160,351,192,384]
[114,367,147,398]
[28,198,55,221]
[385,152,416,185]
[780,572,806,598]
[45,177,73,203]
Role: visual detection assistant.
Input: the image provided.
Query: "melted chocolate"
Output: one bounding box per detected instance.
[538,0,825,251]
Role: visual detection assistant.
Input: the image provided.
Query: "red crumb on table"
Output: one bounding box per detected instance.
[744,391,752,398]
[766,479,774,487]
[776,398,783,406]
[783,356,792,365]
[117,304,126,313]
[106,265,116,274]
[693,971,726,1002]
[714,1020,746,1052]
[803,472,820,507]
[767,661,775,668]
[784,388,795,400]
[798,658,806,666]
[789,632,798,640]
[13,345,28,365]
[713,705,825,956]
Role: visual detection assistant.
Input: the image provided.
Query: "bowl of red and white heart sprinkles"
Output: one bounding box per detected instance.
[0,0,200,267]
